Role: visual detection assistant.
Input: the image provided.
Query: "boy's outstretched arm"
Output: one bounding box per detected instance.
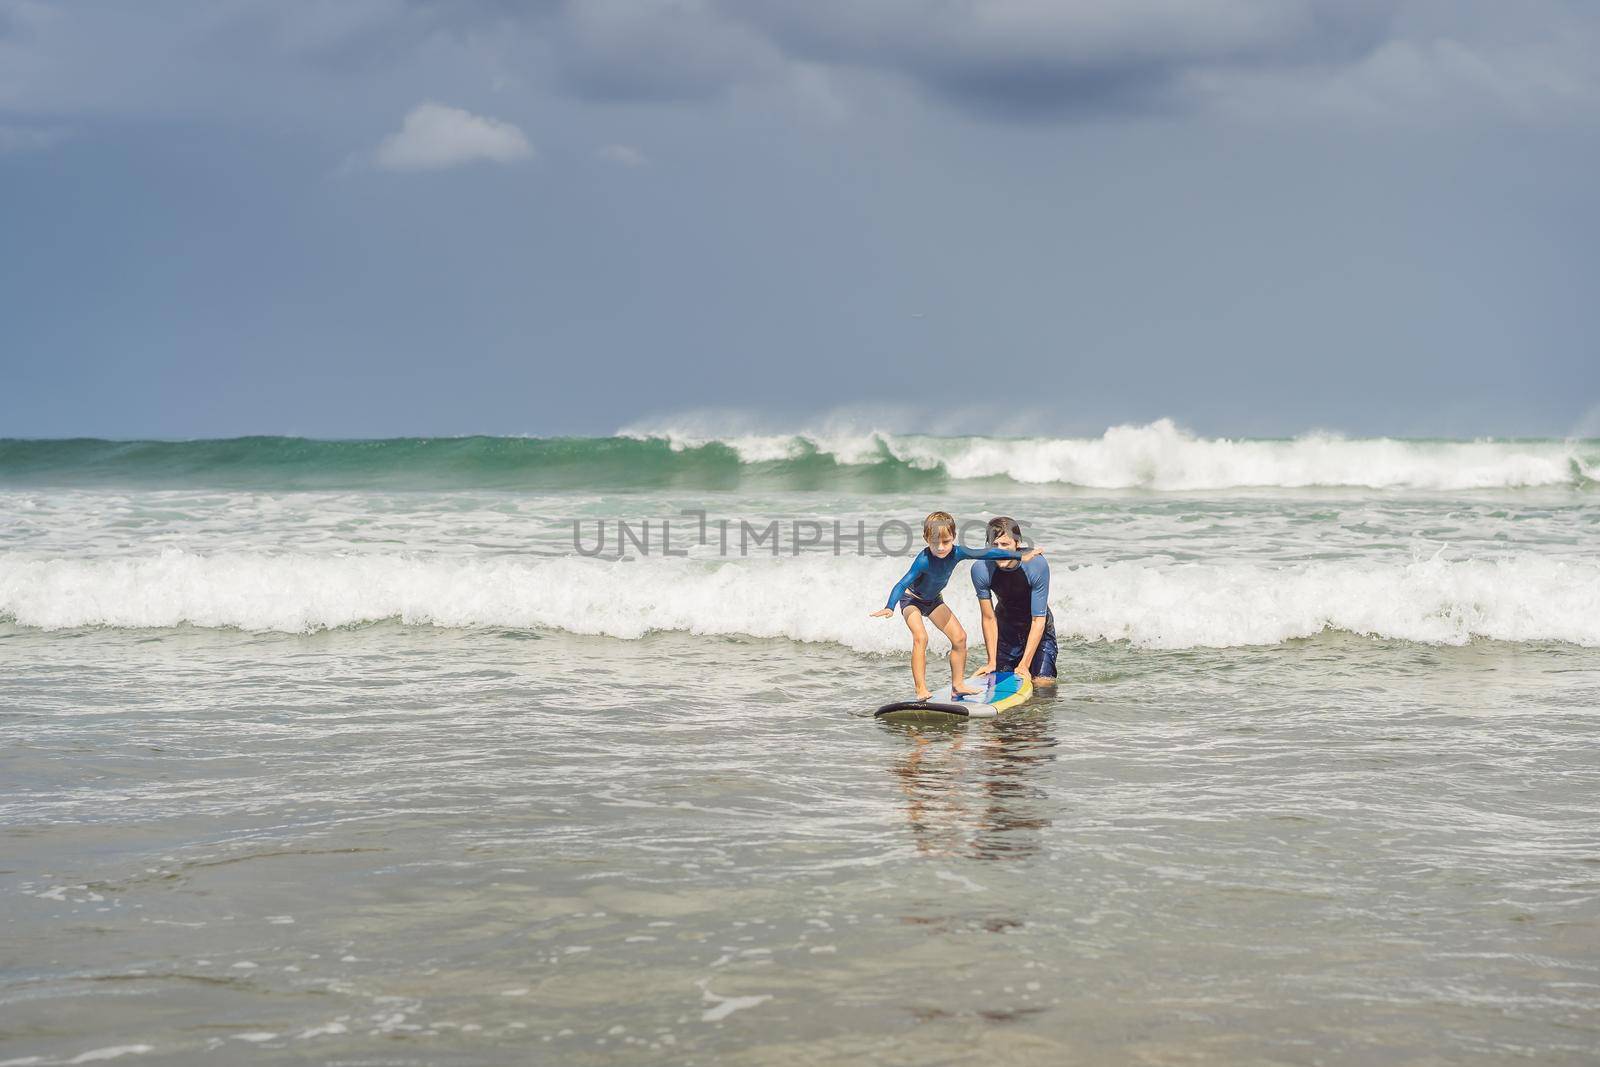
[874,553,929,614]
[955,545,1023,563]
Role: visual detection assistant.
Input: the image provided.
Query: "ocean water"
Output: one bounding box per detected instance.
[3,424,1599,1065]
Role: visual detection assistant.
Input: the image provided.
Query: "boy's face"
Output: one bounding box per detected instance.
[927,527,956,558]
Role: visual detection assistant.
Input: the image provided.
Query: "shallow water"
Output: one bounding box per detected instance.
[5,621,1599,1065]
[4,438,1600,1064]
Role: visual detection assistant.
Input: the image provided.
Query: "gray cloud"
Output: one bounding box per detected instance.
[717,0,1399,118]
[431,0,1600,123]
[0,0,1594,127]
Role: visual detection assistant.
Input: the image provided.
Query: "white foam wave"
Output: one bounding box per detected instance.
[623,419,1596,491]
[4,550,1598,650]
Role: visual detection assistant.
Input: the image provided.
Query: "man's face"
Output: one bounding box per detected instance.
[991,530,1018,553]
[927,528,956,558]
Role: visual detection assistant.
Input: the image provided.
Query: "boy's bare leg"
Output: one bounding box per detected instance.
[902,606,931,700]
[929,606,981,695]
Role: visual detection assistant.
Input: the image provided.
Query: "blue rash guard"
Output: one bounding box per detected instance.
[884,545,1022,610]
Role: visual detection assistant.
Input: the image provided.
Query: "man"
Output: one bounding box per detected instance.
[970,516,1057,687]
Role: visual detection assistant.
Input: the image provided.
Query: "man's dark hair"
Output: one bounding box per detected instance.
[986,516,1023,545]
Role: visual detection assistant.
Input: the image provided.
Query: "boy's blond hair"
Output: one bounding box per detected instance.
[922,511,956,542]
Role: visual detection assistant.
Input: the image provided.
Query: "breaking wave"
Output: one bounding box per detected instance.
[4,549,1597,650]
[630,420,1598,491]
[1,421,1594,492]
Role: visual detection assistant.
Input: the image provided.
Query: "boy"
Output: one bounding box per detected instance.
[871,511,1042,700]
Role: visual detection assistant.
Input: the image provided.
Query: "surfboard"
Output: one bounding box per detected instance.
[874,671,1033,721]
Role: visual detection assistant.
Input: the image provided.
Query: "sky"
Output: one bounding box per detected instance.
[1,0,1597,439]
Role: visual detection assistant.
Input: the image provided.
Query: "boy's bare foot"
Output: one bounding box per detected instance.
[915,690,933,701]
[951,681,982,696]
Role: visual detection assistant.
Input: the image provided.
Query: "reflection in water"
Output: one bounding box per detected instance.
[885,710,1059,861]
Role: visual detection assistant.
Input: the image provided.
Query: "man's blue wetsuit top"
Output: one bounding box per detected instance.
[971,555,1054,637]
[885,545,1022,610]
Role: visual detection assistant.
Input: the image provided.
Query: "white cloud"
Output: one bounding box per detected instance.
[598,143,646,167]
[374,102,532,172]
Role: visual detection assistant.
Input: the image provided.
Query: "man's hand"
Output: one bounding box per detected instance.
[870,608,893,618]
[1014,666,1032,684]
[975,661,997,677]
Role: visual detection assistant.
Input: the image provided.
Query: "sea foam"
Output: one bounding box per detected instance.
[4,549,1597,650]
